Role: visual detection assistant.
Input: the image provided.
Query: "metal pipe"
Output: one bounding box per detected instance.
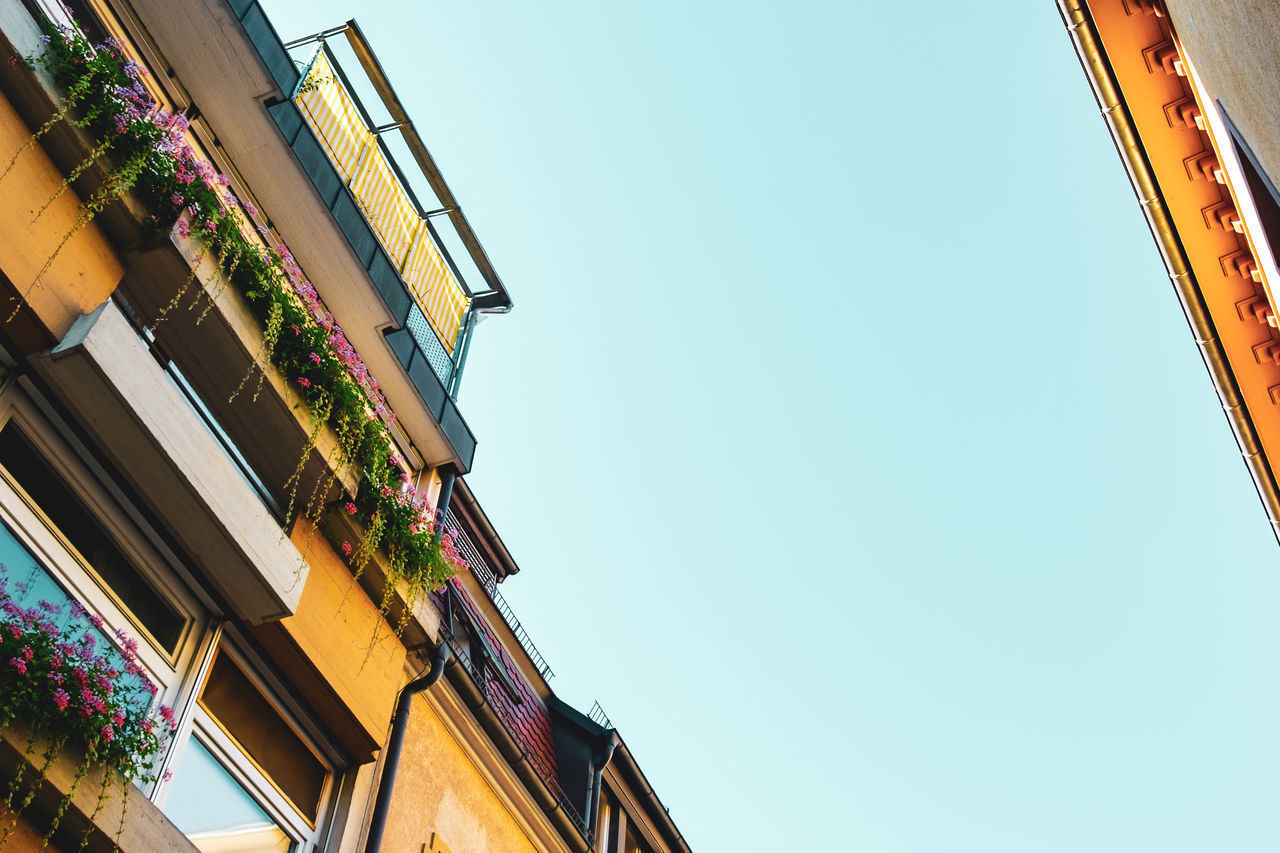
[362,643,451,853]
[434,465,457,536]
[585,730,619,838]
[1059,0,1280,544]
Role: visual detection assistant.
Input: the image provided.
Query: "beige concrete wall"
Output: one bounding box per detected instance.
[0,90,122,342]
[381,697,541,853]
[1165,0,1280,192]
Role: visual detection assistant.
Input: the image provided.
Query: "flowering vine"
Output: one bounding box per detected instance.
[11,20,466,615]
[0,575,172,849]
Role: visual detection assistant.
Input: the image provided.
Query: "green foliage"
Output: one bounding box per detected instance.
[26,20,464,613]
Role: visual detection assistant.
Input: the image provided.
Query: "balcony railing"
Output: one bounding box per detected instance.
[281,22,512,400]
[447,509,554,680]
[295,49,467,373]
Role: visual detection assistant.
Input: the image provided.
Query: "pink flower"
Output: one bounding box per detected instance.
[87,613,104,629]
[204,220,216,234]
[341,541,352,556]
[8,657,26,674]
[296,377,311,389]
[159,705,174,722]
[20,645,32,661]
[52,688,69,711]
[309,352,320,364]
[345,502,357,515]
[100,725,114,743]
[176,219,190,239]
[171,192,183,206]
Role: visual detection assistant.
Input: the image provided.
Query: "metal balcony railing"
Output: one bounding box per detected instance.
[447,509,555,680]
[587,700,613,730]
[280,22,513,404]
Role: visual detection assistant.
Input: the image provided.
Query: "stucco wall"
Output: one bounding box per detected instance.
[381,696,541,853]
[1164,0,1280,192]
[281,518,407,744]
[0,89,122,341]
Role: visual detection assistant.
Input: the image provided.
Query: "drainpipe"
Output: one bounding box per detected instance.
[433,465,457,537]
[362,642,451,853]
[585,730,619,838]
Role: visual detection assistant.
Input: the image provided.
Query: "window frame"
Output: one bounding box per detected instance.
[0,380,345,848]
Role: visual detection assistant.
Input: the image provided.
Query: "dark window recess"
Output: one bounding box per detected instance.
[0,423,185,651]
[442,586,521,702]
[199,650,327,822]
[1234,137,1280,255]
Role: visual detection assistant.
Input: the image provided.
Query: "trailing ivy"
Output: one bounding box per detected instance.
[18,21,464,609]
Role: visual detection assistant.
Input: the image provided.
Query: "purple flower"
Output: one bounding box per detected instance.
[52,688,69,711]
[171,192,183,206]
[8,657,26,674]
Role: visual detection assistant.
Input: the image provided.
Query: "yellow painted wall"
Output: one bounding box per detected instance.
[0,90,122,341]
[274,519,407,747]
[381,697,540,853]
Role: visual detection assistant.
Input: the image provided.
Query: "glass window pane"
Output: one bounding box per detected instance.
[164,738,292,853]
[199,652,327,822]
[0,525,156,706]
[0,424,184,651]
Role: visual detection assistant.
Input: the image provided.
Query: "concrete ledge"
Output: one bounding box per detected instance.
[0,721,196,853]
[30,298,306,623]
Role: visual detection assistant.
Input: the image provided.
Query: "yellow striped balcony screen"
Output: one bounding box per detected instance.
[295,51,468,352]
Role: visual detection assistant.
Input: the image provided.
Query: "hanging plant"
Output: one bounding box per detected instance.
[0,576,173,850]
[11,19,466,623]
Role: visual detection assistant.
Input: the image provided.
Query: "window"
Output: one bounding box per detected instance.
[159,642,336,852]
[597,789,654,853]
[0,392,208,726]
[440,583,521,702]
[0,384,340,851]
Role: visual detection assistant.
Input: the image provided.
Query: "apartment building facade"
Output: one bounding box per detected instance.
[1061,0,1280,545]
[0,0,691,850]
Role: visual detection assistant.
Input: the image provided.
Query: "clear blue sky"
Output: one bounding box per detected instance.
[262,1,1280,850]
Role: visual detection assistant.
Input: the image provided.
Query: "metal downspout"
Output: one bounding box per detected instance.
[433,465,457,538]
[1059,0,1280,544]
[585,730,619,838]
[362,642,451,853]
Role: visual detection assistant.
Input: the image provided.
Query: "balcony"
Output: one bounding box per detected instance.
[102,0,513,473]
[270,18,514,461]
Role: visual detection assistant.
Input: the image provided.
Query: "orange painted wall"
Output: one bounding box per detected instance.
[0,90,122,340]
[277,518,407,747]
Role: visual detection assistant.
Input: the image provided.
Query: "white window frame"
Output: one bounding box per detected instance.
[0,389,210,706]
[0,381,343,847]
[153,635,339,852]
